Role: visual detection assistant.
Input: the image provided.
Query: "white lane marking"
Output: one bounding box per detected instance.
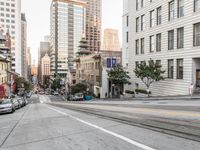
[46,106,157,150]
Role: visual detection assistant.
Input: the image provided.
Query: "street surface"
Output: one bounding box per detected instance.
[0,94,200,150]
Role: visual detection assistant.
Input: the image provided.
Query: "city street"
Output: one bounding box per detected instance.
[0,95,200,150]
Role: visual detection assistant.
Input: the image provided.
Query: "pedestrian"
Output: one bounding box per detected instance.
[189,83,194,96]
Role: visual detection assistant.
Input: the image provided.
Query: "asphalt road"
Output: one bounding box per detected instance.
[0,95,200,150]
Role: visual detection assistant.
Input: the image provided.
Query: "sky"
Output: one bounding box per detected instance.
[21,0,123,64]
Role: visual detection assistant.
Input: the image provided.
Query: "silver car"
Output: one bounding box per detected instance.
[0,99,15,114]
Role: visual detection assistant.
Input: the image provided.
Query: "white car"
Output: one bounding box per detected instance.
[53,91,59,96]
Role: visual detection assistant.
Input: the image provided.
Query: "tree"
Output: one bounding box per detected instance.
[134,60,165,97]
[14,77,33,94]
[71,83,87,95]
[51,77,62,91]
[107,64,131,95]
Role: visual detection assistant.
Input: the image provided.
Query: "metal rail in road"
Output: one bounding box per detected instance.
[49,102,200,142]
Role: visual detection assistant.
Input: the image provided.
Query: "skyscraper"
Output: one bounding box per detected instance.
[50,0,86,77]
[0,0,21,75]
[38,36,50,83]
[41,53,50,85]
[84,0,101,52]
[21,13,27,79]
[27,47,31,81]
[103,28,120,51]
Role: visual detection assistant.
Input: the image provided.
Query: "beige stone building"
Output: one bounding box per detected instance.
[75,50,122,98]
[41,54,50,85]
[103,29,121,52]
[0,29,11,98]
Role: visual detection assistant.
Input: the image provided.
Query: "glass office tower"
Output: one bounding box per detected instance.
[50,0,86,77]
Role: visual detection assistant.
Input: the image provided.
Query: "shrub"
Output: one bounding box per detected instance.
[125,90,135,94]
[135,89,151,95]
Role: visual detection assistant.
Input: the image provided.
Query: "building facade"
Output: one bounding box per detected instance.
[38,36,50,83]
[103,28,121,52]
[21,13,27,79]
[50,0,86,78]
[122,0,129,67]
[84,0,101,52]
[26,47,31,81]
[0,0,21,75]
[125,0,200,96]
[41,53,50,85]
[0,29,11,98]
[75,50,121,98]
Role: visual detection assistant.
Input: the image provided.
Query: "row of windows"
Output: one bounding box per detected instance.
[135,59,184,79]
[0,7,15,12]
[0,13,15,18]
[0,2,15,7]
[0,18,15,23]
[135,0,200,33]
[135,22,200,55]
[136,0,200,13]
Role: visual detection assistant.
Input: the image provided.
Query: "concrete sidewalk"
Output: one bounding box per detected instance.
[97,95,200,101]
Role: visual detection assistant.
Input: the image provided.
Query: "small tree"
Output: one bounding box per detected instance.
[14,77,33,94]
[134,60,165,97]
[107,64,131,95]
[71,83,87,95]
[51,77,62,91]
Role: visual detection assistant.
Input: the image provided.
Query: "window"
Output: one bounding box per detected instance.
[150,35,155,52]
[157,7,162,25]
[150,10,155,27]
[169,1,175,21]
[194,23,200,46]
[141,38,145,54]
[135,61,139,68]
[156,33,161,52]
[136,17,139,32]
[168,59,174,78]
[126,16,129,27]
[126,32,129,43]
[178,0,184,17]
[107,58,116,68]
[194,0,200,12]
[168,30,174,50]
[136,39,139,55]
[136,0,139,10]
[177,27,184,49]
[141,0,145,8]
[141,15,145,31]
[177,59,183,79]
[156,60,161,66]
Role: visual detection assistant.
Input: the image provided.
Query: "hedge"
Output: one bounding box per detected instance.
[135,89,151,95]
[125,90,135,94]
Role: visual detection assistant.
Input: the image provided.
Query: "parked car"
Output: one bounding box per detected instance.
[23,97,28,105]
[17,97,25,107]
[53,91,59,96]
[72,93,84,101]
[26,92,32,98]
[0,99,15,114]
[12,98,21,109]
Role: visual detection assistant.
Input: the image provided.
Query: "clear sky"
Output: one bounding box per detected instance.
[21,0,123,64]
